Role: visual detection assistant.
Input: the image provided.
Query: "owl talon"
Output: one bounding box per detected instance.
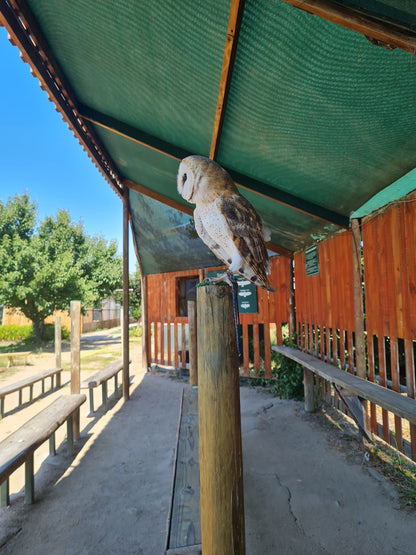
[202,271,235,287]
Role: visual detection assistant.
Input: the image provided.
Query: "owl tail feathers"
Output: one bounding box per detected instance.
[261,277,276,293]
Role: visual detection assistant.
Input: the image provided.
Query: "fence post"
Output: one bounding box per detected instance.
[141,274,149,371]
[197,284,245,555]
[70,301,81,440]
[188,300,198,386]
[288,258,296,338]
[55,316,61,385]
[351,218,366,379]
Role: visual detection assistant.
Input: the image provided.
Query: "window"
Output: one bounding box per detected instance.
[177,276,198,317]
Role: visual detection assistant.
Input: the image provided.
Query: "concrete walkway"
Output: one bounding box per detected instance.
[0,371,415,554]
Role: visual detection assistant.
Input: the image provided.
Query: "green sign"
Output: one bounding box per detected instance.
[206,272,258,314]
[305,245,319,276]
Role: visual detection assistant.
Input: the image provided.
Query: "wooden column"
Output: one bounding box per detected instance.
[351,219,366,379]
[197,284,245,555]
[70,301,81,440]
[188,300,198,386]
[123,186,130,401]
[288,257,296,338]
[55,316,61,386]
[141,274,149,371]
[351,219,369,434]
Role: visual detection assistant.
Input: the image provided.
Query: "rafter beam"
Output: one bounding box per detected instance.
[280,0,416,53]
[124,179,293,258]
[80,105,348,228]
[209,0,245,160]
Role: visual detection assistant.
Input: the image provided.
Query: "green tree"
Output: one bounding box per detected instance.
[129,267,142,322]
[0,194,122,342]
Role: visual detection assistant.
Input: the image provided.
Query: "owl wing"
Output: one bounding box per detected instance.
[194,209,230,266]
[218,194,270,269]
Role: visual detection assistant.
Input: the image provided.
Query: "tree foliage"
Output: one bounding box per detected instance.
[0,193,122,342]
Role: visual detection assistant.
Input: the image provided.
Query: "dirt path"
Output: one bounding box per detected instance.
[0,330,415,553]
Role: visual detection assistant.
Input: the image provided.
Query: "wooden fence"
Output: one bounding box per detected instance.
[294,192,416,460]
[362,196,416,458]
[146,257,292,377]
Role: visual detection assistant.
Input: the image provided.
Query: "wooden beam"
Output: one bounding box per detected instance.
[123,186,130,401]
[280,0,416,54]
[351,218,366,379]
[124,179,193,217]
[209,0,245,160]
[125,178,293,257]
[83,107,348,228]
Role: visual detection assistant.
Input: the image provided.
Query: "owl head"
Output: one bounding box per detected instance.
[177,155,237,204]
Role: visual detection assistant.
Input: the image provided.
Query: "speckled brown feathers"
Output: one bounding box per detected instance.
[177,155,275,292]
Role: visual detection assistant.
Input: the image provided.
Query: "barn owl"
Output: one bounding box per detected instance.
[177,155,275,292]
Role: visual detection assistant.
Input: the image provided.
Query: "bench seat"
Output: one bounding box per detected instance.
[81,359,125,412]
[272,345,416,425]
[0,368,63,418]
[0,393,86,506]
[0,351,32,368]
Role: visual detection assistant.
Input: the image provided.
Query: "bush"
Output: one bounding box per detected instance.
[42,323,70,341]
[0,323,69,342]
[129,326,142,338]
[0,324,33,341]
[270,337,304,400]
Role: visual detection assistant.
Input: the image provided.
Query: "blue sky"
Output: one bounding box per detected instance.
[0,28,136,270]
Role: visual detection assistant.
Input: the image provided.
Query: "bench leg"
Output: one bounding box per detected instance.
[51,375,54,390]
[56,372,61,388]
[1,479,9,507]
[25,454,35,505]
[67,416,74,457]
[0,398,4,420]
[19,390,23,406]
[89,389,94,413]
[29,385,34,403]
[49,433,56,456]
[102,382,108,411]
[304,367,316,413]
[42,379,45,395]
[114,374,118,395]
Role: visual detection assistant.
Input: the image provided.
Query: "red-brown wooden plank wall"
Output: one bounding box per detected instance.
[362,194,416,458]
[294,231,355,374]
[146,257,292,377]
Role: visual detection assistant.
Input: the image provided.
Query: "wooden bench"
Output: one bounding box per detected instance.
[0,368,63,419]
[0,351,32,368]
[272,346,416,428]
[0,393,86,506]
[81,359,126,413]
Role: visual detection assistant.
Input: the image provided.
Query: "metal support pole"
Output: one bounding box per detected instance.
[197,284,245,555]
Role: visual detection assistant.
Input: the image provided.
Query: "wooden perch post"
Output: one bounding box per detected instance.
[188,300,198,386]
[197,284,245,555]
[70,301,81,440]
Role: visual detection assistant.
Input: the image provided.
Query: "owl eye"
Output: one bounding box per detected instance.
[182,173,187,186]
